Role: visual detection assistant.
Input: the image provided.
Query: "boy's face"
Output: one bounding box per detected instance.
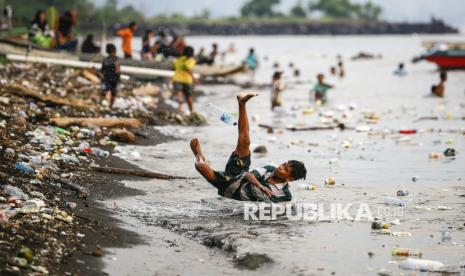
[275,162,294,183]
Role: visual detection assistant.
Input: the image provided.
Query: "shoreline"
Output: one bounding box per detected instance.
[0,61,203,275]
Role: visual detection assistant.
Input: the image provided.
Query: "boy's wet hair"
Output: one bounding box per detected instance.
[288,160,307,181]
[129,21,137,28]
[183,46,194,58]
[106,43,116,55]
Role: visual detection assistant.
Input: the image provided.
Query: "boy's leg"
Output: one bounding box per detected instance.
[190,138,216,182]
[234,93,258,157]
[184,85,194,113]
[176,91,184,113]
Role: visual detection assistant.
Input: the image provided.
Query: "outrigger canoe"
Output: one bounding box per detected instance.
[0,38,246,78]
[413,40,465,70]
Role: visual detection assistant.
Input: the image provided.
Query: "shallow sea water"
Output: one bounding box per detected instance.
[105,35,465,275]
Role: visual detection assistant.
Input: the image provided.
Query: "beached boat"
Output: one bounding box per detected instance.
[413,41,465,69]
[0,39,246,78]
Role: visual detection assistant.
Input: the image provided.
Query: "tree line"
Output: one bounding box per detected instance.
[6,0,383,32]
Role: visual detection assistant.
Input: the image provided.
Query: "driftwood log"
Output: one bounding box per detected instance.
[51,117,142,129]
[90,165,192,180]
[258,123,348,132]
[4,83,96,108]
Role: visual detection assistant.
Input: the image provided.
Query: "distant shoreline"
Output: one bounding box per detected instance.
[88,19,459,36]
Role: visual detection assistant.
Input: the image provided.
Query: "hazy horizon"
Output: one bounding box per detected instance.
[93,0,465,30]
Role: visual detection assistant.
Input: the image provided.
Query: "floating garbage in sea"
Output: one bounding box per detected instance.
[325,176,336,185]
[399,258,444,272]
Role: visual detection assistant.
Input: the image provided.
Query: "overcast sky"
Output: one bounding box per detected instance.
[94,0,465,29]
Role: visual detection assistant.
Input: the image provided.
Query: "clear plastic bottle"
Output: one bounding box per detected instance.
[384,196,406,207]
[203,103,237,126]
[92,147,110,158]
[60,154,80,164]
[399,258,444,271]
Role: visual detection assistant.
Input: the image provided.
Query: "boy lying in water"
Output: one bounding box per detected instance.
[190,93,307,202]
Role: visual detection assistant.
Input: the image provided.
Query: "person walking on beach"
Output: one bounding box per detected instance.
[431,71,447,97]
[172,46,196,113]
[101,44,121,109]
[190,93,307,202]
[207,43,218,65]
[271,71,286,110]
[312,73,334,105]
[246,48,259,84]
[117,21,138,59]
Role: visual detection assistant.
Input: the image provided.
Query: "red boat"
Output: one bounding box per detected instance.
[423,50,465,69]
[413,41,465,70]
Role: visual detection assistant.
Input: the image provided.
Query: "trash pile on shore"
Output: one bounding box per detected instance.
[0,62,205,274]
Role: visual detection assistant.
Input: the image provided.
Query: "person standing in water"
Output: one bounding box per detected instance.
[117,21,138,59]
[172,46,196,113]
[207,43,218,65]
[245,48,259,84]
[101,44,121,109]
[431,71,447,97]
[312,73,334,104]
[393,63,407,76]
[337,61,345,78]
[271,71,286,110]
[190,93,307,202]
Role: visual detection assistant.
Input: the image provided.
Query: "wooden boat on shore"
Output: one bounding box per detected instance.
[413,41,465,70]
[0,39,246,78]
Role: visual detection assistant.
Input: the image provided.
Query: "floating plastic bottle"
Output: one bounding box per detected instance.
[399,129,416,135]
[392,247,422,257]
[15,162,35,174]
[384,196,406,207]
[399,258,444,271]
[371,221,390,230]
[203,103,237,126]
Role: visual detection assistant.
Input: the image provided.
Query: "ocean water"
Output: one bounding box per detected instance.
[106,35,465,275]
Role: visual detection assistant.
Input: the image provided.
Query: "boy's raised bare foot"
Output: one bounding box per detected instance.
[190,138,205,161]
[237,92,258,105]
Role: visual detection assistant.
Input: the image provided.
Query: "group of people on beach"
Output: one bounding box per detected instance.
[29,9,78,51]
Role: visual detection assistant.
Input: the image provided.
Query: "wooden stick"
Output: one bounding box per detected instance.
[50,174,89,198]
[258,123,348,131]
[4,83,96,108]
[90,165,192,180]
[51,117,142,129]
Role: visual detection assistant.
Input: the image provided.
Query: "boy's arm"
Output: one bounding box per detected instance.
[115,61,121,75]
[244,172,272,198]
